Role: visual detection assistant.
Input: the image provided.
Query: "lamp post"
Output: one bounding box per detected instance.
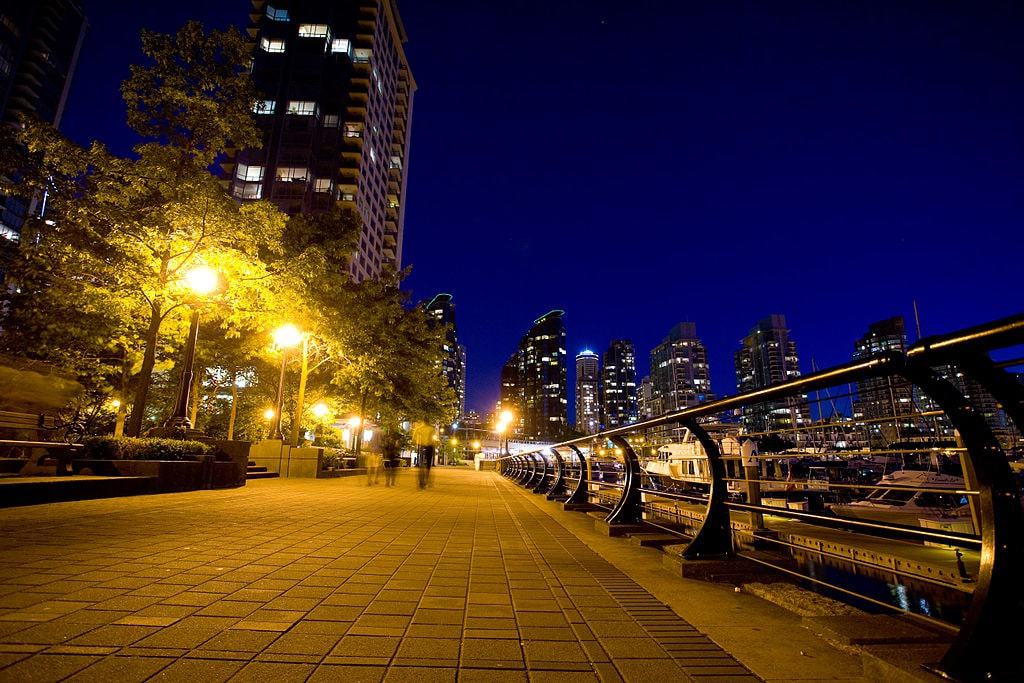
[271,323,302,441]
[164,266,220,432]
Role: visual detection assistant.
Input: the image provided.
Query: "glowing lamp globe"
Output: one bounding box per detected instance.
[184,266,219,296]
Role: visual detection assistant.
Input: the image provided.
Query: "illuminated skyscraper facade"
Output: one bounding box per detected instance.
[601,339,637,429]
[425,293,464,421]
[575,350,600,434]
[649,322,713,416]
[231,0,415,281]
[734,315,811,435]
[502,311,568,440]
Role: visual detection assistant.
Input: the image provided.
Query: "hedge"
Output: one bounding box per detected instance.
[82,437,214,461]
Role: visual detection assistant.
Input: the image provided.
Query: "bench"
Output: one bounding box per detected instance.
[0,410,78,475]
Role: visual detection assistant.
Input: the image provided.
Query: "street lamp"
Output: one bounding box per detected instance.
[165,265,220,432]
[271,324,302,441]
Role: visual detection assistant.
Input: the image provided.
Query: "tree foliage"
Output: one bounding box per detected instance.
[0,21,454,441]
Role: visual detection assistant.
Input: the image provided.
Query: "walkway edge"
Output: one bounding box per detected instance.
[494,473,870,682]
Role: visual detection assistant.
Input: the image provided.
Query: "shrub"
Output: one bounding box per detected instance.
[82,437,214,461]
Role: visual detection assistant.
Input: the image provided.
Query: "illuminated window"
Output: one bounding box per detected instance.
[266,6,289,21]
[322,114,339,128]
[286,100,317,116]
[233,182,262,200]
[331,38,351,55]
[298,24,330,38]
[253,99,276,115]
[260,38,286,53]
[314,179,332,193]
[344,122,363,138]
[276,167,309,182]
[235,163,264,182]
[353,48,371,63]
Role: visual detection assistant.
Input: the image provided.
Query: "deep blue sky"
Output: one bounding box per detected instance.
[63,1,1023,417]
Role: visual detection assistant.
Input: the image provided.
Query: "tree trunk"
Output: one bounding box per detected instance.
[126,303,162,436]
[227,369,238,440]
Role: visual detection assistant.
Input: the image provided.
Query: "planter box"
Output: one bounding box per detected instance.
[72,455,235,492]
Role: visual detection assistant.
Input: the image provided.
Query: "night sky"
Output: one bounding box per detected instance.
[62,1,1023,418]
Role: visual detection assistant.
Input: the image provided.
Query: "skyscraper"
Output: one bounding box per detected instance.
[575,350,600,435]
[231,0,415,281]
[734,315,811,436]
[852,317,918,446]
[425,293,464,421]
[601,339,637,429]
[637,376,653,421]
[503,310,568,440]
[0,0,87,243]
[649,322,713,416]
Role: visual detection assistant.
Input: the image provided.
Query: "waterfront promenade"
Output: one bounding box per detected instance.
[0,469,867,682]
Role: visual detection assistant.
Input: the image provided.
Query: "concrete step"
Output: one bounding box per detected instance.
[247,471,279,479]
[247,466,269,473]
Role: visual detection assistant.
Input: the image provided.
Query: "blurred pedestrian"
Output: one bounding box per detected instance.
[383,430,401,487]
[412,421,436,489]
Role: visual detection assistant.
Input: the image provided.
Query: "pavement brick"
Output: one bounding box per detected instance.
[0,470,760,682]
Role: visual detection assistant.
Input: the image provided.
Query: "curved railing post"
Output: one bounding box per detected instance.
[680,420,734,559]
[898,358,1024,682]
[514,456,528,484]
[605,435,643,526]
[532,451,552,494]
[523,453,540,488]
[546,448,568,500]
[564,445,590,507]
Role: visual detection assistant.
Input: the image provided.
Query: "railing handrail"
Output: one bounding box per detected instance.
[496,312,1024,681]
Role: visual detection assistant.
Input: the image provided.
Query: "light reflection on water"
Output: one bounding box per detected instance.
[791,550,970,624]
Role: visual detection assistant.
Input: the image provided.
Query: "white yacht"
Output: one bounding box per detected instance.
[828,469,971,529]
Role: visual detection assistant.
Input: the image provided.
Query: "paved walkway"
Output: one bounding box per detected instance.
[0,469,763,682]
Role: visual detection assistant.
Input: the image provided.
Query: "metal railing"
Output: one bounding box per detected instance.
[498,313,1024,682]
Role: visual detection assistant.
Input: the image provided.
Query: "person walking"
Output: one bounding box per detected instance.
[382,430,400,487]
[412,421,436,489]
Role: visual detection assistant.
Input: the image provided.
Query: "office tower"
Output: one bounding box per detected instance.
[0,0,87,243]
[734,315,811,436]
[601,339,637,428]
[650,322,713,416]
[425,293,464,421]
[852,317,919,446]
[231,0,415,281]
[575,350,600,434]
[504,310,568,440]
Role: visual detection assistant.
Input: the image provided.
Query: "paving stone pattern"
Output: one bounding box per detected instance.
[0,469,757,682]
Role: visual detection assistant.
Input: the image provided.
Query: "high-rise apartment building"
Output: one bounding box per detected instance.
[231,0,415,281]
[425,293,464,421]
[575,350,600,435]
[734,315,811,436]
[851,317,918,446]
[0,0,86,243]
[637,376,653,421]
[502,311,568,440]
[650,322,713,416]
[601,340,637,429]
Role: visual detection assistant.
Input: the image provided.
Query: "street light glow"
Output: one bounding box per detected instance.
[348,416,362,428]
[499,409,514,423]
[273,323,303,349]
[263,408,275,420]
[184,265,219,296]
[312,402,330,418]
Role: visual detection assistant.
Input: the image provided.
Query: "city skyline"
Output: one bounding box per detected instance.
[52,0,1024,415]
